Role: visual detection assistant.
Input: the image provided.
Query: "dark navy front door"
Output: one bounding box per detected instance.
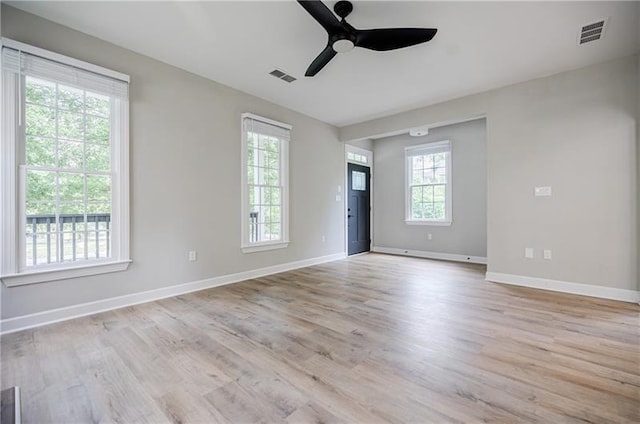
[347,163,371,255]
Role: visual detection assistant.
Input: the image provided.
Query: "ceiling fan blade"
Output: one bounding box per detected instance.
[355,28,437,51]
[305,44,337,77]
[297,0,342,33]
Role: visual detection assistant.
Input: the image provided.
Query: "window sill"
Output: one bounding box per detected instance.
[242,241,289,254]
[405,220,452,226]
[1,259,131,287]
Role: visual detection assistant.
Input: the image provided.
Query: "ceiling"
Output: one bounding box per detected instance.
[8,1,640,127]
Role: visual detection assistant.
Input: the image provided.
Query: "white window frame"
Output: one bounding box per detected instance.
[240,112,290,253]
[405,140,452,226]
[346,149,369,166]
[0,38,131,286]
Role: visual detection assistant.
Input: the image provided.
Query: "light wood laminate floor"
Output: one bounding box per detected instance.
[2,253,639,423]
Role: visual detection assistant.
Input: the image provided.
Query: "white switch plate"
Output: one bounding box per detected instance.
[525,248,534,259]
[543,249,552,260]
[335,194,341,202]
[427,233,433,240]
[337,185,341,193]
[188,251,197,262]
[534,186,552,197]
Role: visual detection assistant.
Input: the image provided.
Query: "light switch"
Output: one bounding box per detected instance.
[543,250,552,260]
[534,186,552,197]
[524,248,534,259]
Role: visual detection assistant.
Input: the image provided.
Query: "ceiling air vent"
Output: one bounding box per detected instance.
[578,19,607,45]
[269,69,297,83]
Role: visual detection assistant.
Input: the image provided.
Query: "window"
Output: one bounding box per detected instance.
[1,39,130,286]
[352,171,367,191]
[405,140,452,225]
[346,145,372,167]
[241,113,290,253]
[347,151,368,164]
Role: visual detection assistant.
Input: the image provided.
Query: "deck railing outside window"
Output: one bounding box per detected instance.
[25,213,111,266]
[249,212,259,243]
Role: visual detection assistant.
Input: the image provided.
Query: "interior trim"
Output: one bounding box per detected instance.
[1,260,131,287]
[0,252,346,335]
[373,246,487,264]
[486,271,640,303]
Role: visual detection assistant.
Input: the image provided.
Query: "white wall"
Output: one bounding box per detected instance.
[1,6,345,319]
[342,55,639,293]
[373,119,486,258]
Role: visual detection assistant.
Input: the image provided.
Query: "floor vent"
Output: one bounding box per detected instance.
[269,69,297,83]
[578,19,607,45]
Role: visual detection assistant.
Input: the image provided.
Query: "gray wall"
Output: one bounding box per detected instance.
[347,138,373,151]
[1,6,345,318]
[373,119,486,257]
[342,55,639,292]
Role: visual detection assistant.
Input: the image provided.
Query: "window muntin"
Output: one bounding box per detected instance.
[347,151,368,164]
[248,131,282,242]
[241,114,290,252]
[23,77,114,266]
[352,170,367,191]
[406,141,452,225]
[1,39,130,284]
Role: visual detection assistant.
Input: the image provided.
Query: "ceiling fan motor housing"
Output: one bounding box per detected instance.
[331,32,356,53]
[334,1,354,19]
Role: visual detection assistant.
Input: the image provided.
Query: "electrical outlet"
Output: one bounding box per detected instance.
[543,249,552,260]
[427,233,433,240]
[188,250,197,262]
[524,248,534,259]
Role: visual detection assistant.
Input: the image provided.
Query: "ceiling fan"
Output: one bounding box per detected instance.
[297,0,438,77]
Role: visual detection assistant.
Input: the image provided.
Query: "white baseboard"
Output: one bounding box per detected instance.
[0,252,346,335]
[486,272,640,303]
[372,246,487,265]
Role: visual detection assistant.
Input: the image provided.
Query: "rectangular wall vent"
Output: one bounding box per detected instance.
[269,68,297,83]
[578,19,607,45]
[269,69,286,78]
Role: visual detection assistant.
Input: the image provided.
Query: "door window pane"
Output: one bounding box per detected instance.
[352,171,366,191]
